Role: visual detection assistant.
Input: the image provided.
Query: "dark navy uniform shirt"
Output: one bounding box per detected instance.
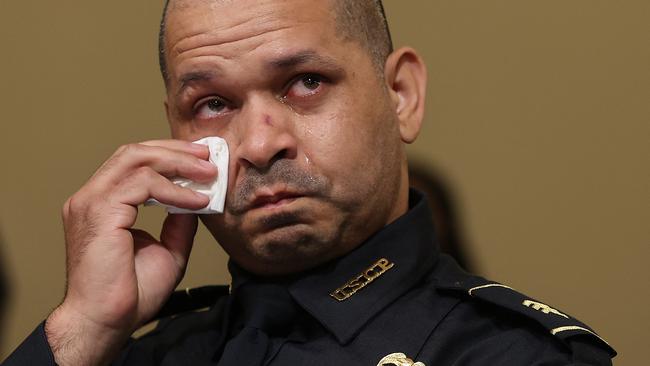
[2,191,615,365]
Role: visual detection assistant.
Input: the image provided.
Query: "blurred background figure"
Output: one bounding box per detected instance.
[409,163,476,273]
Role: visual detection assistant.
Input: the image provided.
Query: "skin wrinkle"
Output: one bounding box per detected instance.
[160,0,393,82]
[168,3,302,60]
[172,25,293,59]
[168,25,303,89]
[175,51,346,99]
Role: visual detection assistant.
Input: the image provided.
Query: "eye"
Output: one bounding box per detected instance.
[194,97,231,120]
[286,74,325,99]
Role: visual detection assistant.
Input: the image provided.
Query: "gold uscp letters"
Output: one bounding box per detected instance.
[330,258,395,301]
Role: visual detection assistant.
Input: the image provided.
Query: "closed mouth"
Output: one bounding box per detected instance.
[248,191,305,211]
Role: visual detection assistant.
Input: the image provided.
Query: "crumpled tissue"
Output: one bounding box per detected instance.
[146,136,229,214]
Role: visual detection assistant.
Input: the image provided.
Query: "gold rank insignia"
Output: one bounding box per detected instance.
[522,299,569,318]
[377,352,426,366]
[330,258,395,301]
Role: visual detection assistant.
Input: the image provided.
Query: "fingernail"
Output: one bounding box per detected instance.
[194,191,210,199]
[198,159,215,170]
[190,143,207,152]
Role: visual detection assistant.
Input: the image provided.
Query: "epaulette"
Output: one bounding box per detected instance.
[435,274,616,359]
[154,285,230,320]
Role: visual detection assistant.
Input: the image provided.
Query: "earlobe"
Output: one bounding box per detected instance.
[384,47,428,144]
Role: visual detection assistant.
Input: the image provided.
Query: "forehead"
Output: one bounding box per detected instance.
[165,0,342,61]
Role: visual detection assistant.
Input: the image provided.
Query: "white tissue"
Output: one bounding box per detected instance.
[146,137,229,214]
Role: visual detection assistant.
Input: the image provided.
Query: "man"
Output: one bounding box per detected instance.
[2,0,615,365]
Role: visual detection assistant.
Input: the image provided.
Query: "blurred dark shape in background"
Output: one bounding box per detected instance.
[0,230,8,347]
[409,163,477,273]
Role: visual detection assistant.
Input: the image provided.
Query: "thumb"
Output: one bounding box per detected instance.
[160,213,198,270]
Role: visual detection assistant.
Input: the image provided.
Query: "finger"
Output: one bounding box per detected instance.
[92,143,217,186]
[114,167,210,209]
[159,214,198,270]
[139,139,210,160]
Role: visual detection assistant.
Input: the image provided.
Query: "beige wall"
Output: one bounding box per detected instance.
[0,1,647,364]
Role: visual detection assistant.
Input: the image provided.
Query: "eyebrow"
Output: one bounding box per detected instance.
[175,50,344,97]
[267,50,344,73]
[176,71,218,97]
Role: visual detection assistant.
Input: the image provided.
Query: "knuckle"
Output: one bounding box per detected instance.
[115,143,141,157]
[139,139,159,146]
[133,166,157,180]
[64,194,86,215]
[61,197,72,219]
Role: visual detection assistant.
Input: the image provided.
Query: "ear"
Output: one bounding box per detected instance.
[384,47,428,144]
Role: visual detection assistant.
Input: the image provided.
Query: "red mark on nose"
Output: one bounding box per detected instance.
[263,115,273,126]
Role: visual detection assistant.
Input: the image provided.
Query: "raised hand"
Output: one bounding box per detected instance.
[45,140,217,366]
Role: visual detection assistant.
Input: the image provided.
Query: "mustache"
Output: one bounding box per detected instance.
[227,160,328,215]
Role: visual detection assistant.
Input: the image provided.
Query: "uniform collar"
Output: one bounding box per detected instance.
[229,189,439,345]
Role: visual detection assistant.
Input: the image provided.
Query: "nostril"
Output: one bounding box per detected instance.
[270,149,288,164]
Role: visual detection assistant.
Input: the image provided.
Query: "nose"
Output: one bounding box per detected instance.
[234,96,298,169]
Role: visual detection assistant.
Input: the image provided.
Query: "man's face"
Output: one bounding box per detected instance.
[164,0,407,275]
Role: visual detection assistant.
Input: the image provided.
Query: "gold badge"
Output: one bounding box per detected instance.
[330,258,395,301]
[377,352,426,366]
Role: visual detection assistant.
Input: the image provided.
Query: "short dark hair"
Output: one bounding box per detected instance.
[331,0,393,73]
[158,0,393,84]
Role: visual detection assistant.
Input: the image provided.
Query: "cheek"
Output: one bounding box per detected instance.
[299,108,384,191]
[300,112,349,155]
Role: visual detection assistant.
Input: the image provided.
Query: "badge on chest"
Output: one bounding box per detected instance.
[376,352,425,366]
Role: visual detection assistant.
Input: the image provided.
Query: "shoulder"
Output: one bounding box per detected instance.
[423,256,616,364]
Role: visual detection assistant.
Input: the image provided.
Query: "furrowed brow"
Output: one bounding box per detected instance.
[176,71,218,97]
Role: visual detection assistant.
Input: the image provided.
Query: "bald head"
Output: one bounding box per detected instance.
[158,0,393,84]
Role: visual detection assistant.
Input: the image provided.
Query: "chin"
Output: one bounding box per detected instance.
[241,224,341,275]
[206,198,351,275]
